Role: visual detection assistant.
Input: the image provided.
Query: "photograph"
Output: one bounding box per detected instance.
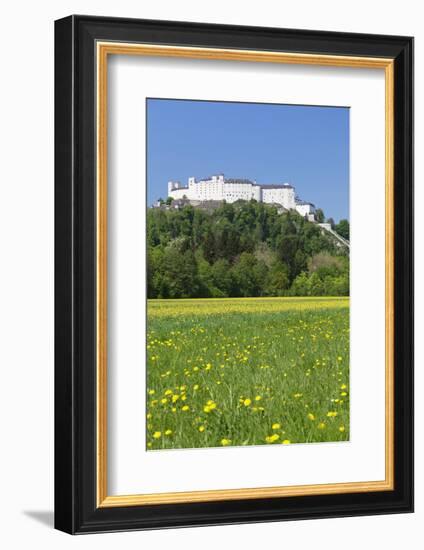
[146,98,350,450]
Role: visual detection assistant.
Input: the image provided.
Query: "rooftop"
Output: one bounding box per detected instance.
[225,178,255,184]
[296,199,316,207]
[259,184,294,189]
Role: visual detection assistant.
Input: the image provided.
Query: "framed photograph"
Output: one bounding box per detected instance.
[54,15,413,534]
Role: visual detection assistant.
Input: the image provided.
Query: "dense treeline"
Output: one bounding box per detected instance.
[147,201,349,299]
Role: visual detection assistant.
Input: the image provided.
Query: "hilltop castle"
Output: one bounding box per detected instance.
[167,174,316,221]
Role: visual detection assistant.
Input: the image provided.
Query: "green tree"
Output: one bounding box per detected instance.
[266,260,290,296]
[202,228,216,264]
[160,247,200,298]
[211,259,234,297]
[277,234,305,281]
[290,272,310,296]
[335,219,350,240]
[308,272,325,296]
[231,253,265,297]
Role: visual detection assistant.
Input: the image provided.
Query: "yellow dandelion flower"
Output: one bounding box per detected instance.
[203,405,211,413]
[326,411,338,417]
[221,438,231,446]
[198,426,205,432]
[193,384,199,390]
[146,413,152,419]
[172,394,180,403]
[181,405,189,411]
[255,395,262,401]
[265,434,280,443]
[340,391,347,397]
[307,413,315,421]
[160,398,167,404]
[164,429,172,436]
[340,384,347,390]
[164,389,172,396]
[339,426,345,432]
[148,389,155,395]
[153,431,161,439]
[318,422,326,430]
[171,407,176,413]
[181,395,187,401]
[272,423,281,430]
[337,356,343,361]
[147,442,152,448]
[243,398,252,407]
[282,439,291,445]
[293,393,303,398]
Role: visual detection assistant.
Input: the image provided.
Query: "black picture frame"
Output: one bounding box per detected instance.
[55,14,414,534]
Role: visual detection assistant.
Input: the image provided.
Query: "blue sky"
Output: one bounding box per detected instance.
[146,98,349,222]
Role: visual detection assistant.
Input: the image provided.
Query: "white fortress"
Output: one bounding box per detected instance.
[167,174,316,220]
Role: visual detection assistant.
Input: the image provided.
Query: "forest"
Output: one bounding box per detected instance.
[147,201,350,299]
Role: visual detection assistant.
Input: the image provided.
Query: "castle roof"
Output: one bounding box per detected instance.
[296,199,315,207]
[260,184,293,189]
[224,179,294,189]
[224,178,255,184]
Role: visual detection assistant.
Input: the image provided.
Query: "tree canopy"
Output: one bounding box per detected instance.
[335,219,350,240]
[147,201,349,299]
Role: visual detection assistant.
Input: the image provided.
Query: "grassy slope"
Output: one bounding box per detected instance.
[146,297,349,450]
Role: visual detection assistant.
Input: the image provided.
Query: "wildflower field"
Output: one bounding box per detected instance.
[146,297,349,450]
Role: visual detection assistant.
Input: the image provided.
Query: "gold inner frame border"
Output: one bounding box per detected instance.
[96,42,394,508]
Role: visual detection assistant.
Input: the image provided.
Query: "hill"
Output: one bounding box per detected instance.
[147,201,349,299]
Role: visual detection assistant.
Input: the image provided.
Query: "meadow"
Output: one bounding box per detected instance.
[146,297,349,450]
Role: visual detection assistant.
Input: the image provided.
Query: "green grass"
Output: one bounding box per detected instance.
[146,297,349,450]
